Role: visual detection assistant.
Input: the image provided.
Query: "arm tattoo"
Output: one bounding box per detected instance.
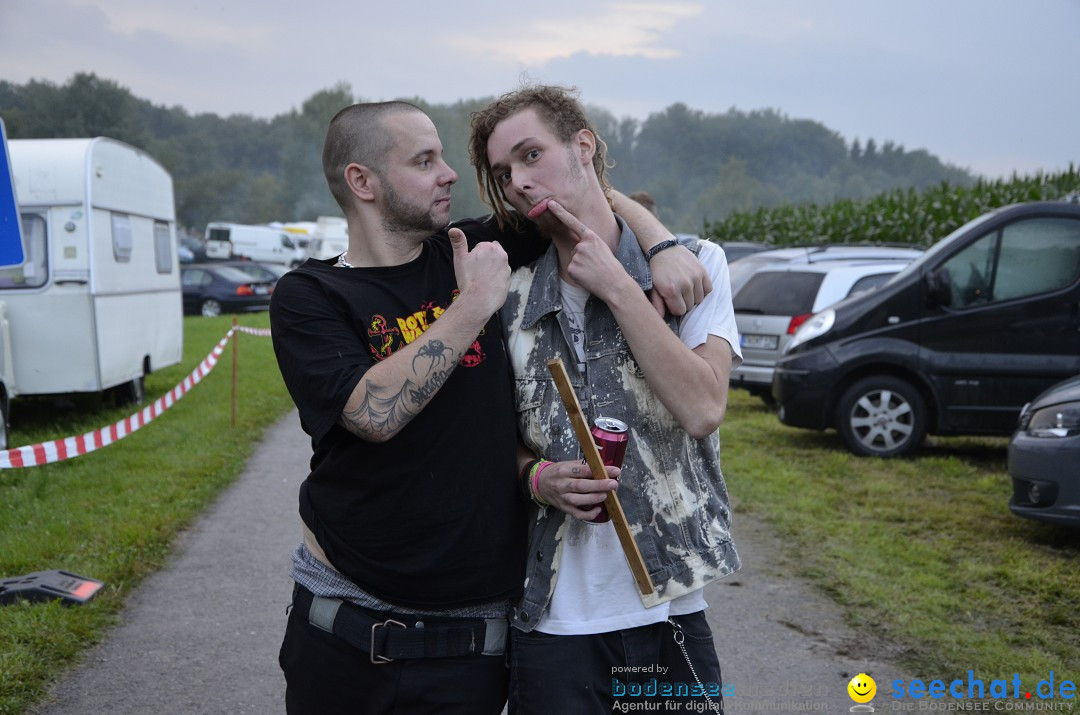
[412,339,452,372]
[341,338,459,439]
[408,367,454,405]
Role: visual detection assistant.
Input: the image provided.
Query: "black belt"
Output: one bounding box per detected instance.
[293,585,508,664]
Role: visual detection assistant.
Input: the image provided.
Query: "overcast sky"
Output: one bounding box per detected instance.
[2,0,1077,180]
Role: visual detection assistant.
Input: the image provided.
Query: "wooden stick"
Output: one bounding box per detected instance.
[547,357,654,596]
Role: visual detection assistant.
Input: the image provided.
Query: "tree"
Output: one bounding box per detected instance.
[280,84,355,220]
[0,75,976,234]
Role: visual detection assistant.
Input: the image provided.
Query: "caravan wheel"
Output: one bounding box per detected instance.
[111,375,146,407]
[0,398,8,451]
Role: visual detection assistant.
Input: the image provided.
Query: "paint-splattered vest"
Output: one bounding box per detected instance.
[500,224,741,633]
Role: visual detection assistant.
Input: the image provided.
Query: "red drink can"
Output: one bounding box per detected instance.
[588,417,629,524]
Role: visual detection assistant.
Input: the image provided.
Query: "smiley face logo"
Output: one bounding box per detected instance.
[848,673,877,704]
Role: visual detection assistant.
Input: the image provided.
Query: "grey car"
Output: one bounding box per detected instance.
[1009,374,1080,527]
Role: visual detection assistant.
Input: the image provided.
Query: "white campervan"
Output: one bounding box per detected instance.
[204,222,306,267]
[0,137,183,443]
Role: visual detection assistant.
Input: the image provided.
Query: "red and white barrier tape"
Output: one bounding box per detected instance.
[0,326,269,469]
[235,326,272,337]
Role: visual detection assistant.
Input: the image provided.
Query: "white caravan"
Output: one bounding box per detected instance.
[204,222,306,266]
[0,137,183,441]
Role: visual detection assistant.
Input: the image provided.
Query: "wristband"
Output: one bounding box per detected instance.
[644,238,679,261]
[530,461,553,507]
[520,459,540,482]
[520,459,540,503]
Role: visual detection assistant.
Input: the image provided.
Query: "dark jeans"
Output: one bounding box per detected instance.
[279,590,509,714]
[508,611,724,714]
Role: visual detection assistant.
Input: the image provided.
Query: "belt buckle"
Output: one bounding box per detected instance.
[370,618,406,664]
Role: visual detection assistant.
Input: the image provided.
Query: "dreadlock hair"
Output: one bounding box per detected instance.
[468,84,612,229]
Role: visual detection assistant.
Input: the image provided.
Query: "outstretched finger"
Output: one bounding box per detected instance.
[546,200,593,242]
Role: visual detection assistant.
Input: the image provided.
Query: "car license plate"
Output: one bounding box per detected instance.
[254,286,269,295]
[741,333,779,350]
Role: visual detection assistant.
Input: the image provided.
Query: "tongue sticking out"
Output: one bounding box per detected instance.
[527,198,551,219]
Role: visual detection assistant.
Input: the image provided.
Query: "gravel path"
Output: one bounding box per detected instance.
[29,410,910,714]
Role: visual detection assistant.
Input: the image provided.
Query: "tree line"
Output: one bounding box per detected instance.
[0,73,976,235]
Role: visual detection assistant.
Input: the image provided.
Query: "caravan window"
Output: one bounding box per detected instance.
[153,221,173,274]
[0,213,48,289]
[112,213,133,263]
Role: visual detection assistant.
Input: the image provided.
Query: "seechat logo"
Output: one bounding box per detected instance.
[890,671,1076,704]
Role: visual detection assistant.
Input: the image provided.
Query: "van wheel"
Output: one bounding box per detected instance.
[836,376,927,457]
[200,299,222,318]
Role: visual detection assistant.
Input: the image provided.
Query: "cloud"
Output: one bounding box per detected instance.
[445,2,704,64]
[70,0,276,51]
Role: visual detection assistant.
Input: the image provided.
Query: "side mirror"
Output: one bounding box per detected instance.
[925,268,952,308]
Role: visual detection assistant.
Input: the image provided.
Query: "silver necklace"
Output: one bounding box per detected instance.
[335,252,355,268]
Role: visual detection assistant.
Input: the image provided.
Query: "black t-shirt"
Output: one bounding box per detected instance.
[269,219,541,609]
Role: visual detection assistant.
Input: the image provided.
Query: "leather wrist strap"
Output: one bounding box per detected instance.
[645,238,679,261]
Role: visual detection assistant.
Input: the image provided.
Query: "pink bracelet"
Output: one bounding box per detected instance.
[531,461,553,506]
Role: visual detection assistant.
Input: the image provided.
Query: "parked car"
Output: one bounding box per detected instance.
[216,260,290,286]
[727,244,924,295]
[715,241,773,264]
[773,201,1080,457]
[1008,374,1080,527]
[731,259,916,403]
[179,235,209,263]
[181,264,274,317]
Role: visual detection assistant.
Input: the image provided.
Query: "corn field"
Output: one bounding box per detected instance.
[705,165,1080,247]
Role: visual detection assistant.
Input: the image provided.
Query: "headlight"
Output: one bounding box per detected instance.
[785,309,835,353]
[1026,401,1080,438]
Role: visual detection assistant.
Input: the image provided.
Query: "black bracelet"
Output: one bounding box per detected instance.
[519,459,540,503]
[520,458,540,482]
[644,238,680,261]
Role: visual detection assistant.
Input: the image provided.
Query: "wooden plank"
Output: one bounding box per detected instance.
[547,357,654,596]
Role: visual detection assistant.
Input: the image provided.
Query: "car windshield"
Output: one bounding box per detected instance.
[212,266,266,283]
[885,210,1001,284]
[231,264,276,281]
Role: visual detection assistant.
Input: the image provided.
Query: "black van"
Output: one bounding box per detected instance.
[772,200,1080,457]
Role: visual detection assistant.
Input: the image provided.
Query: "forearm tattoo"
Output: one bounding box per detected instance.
[342,338,458,438]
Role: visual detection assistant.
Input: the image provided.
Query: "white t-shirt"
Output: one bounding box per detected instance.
[538,240,742,635]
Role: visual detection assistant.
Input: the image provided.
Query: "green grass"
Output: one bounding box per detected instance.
[0,313,295,714]
[720,390,1080,699]
[2,319,1078,711]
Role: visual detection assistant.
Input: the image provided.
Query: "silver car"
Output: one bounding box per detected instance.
[731,258,919,403]
[727,244,925,296]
